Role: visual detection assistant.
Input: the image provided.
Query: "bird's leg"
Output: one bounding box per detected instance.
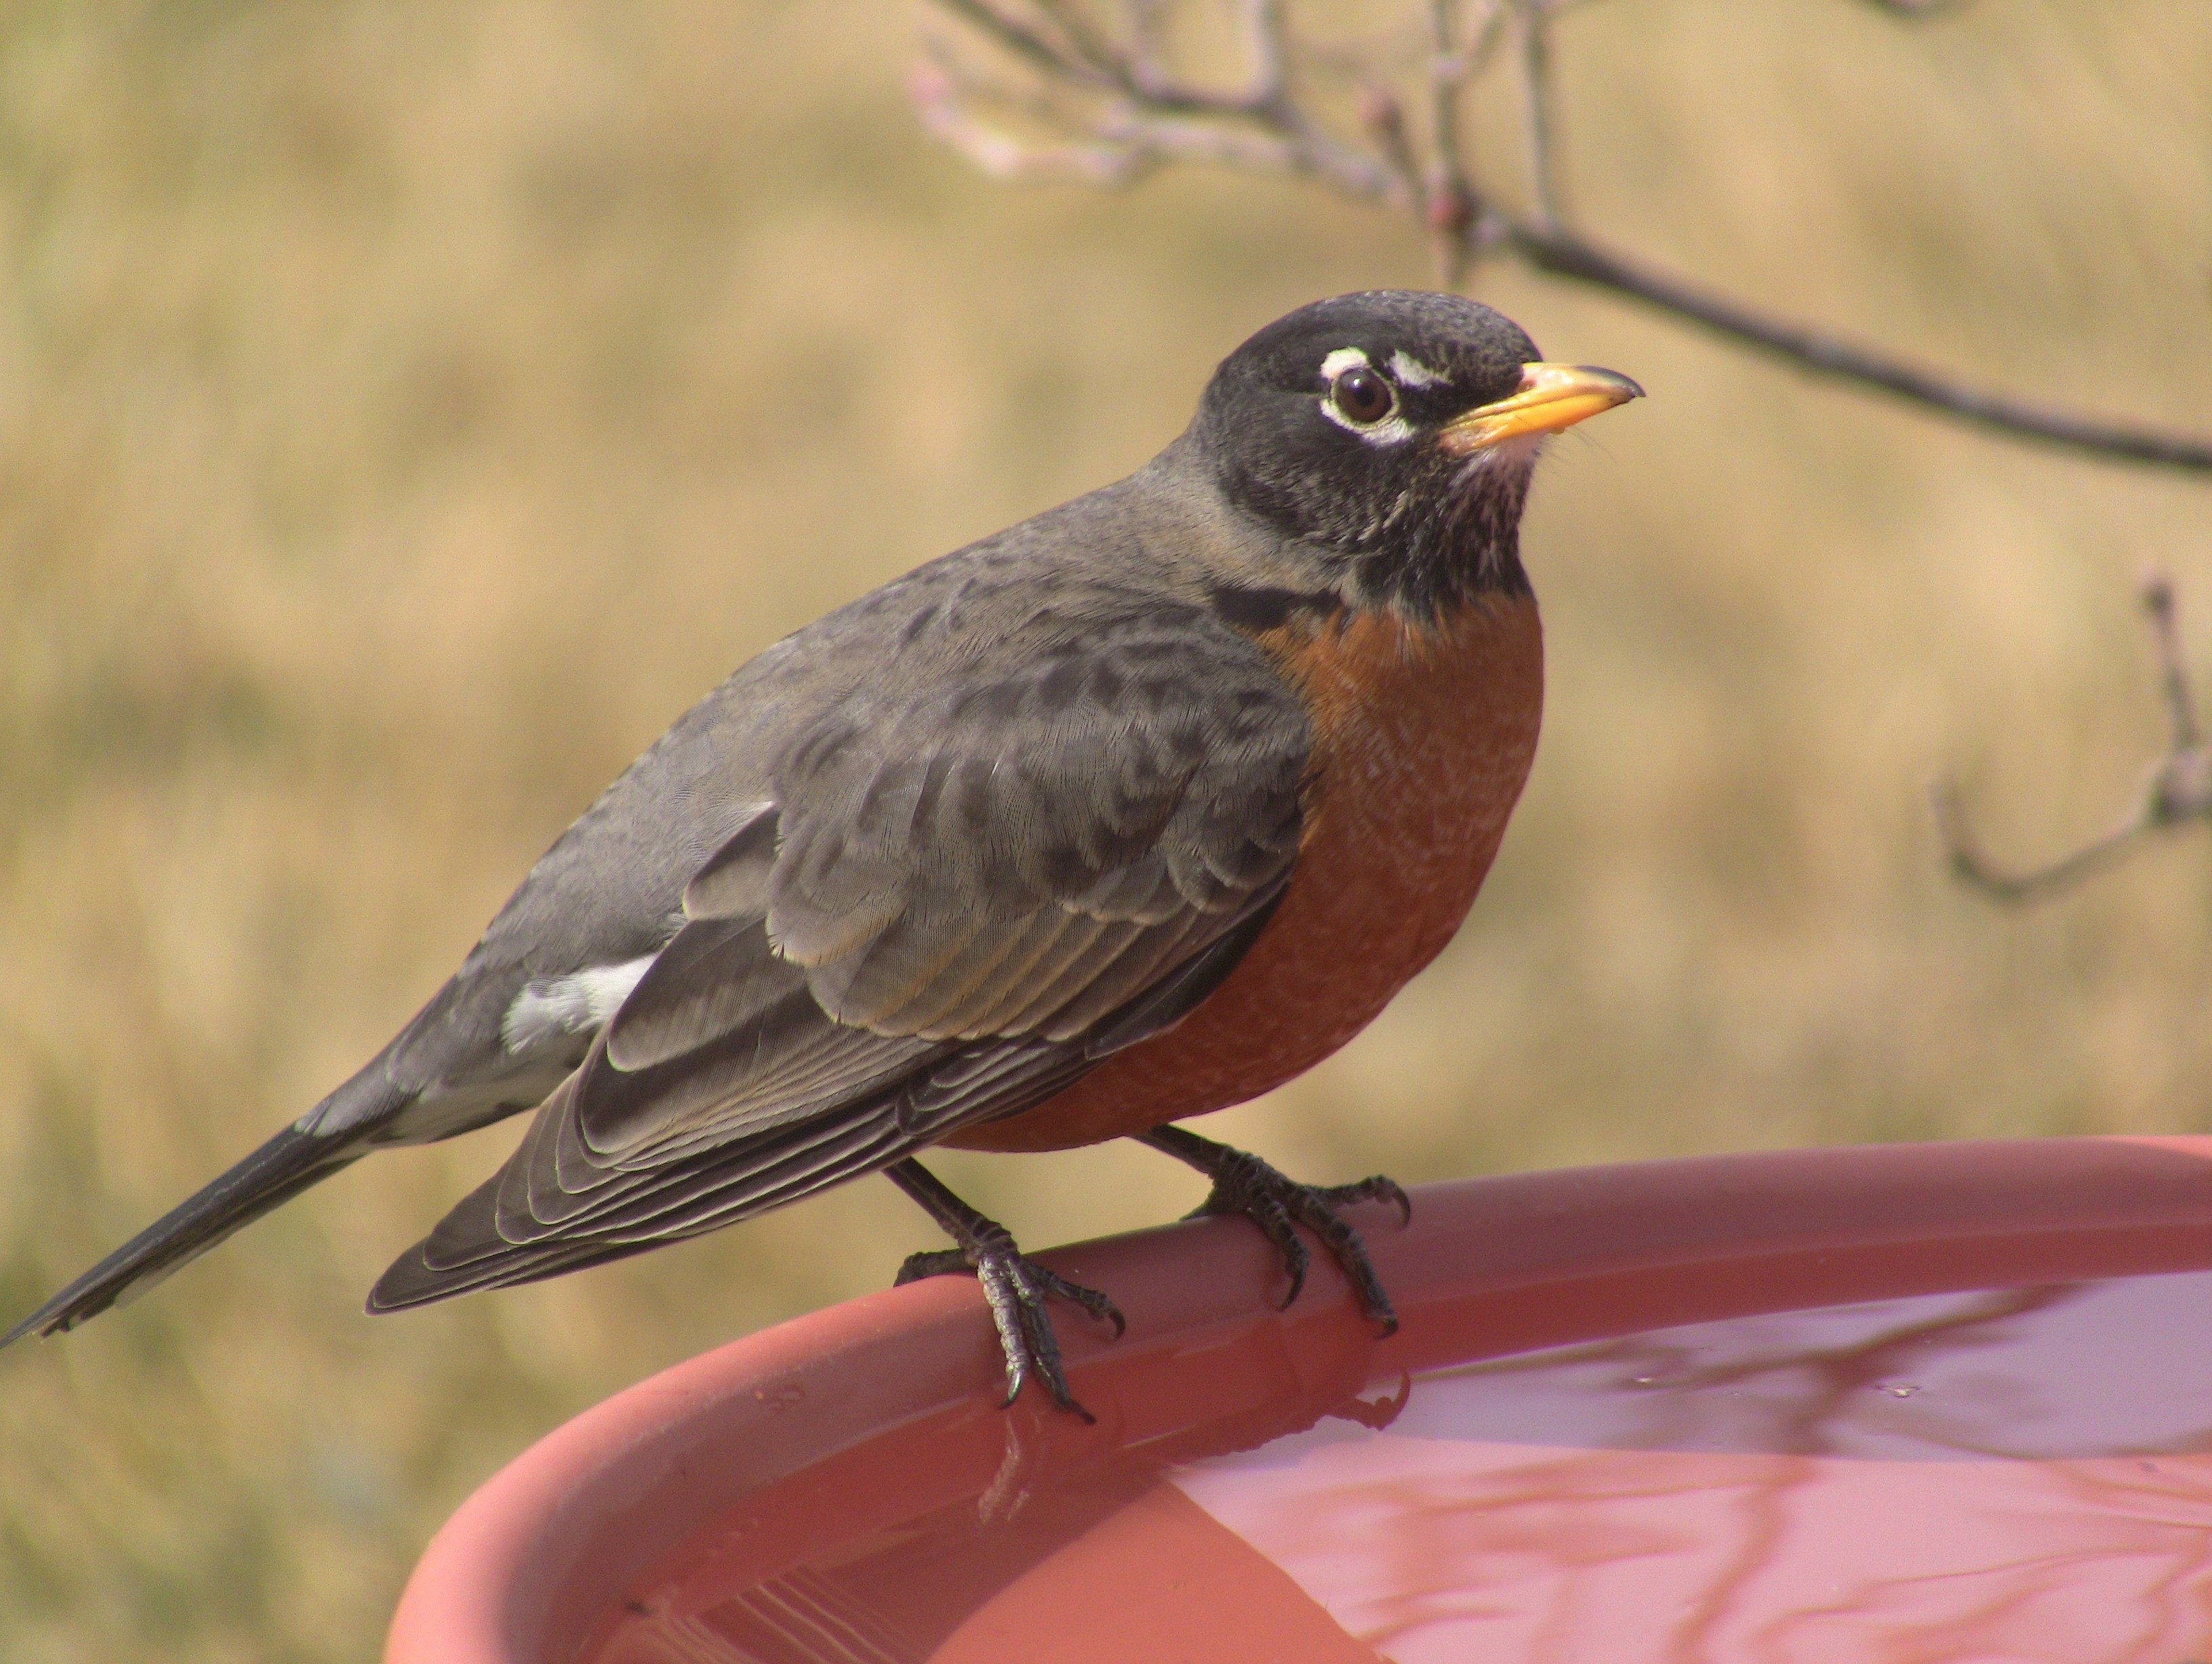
[886,1159,1124,1420]
[1137,1125,1410,1333]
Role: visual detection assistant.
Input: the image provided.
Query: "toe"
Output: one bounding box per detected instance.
[895,1247,972,1286]
[1320,1176,1412,1226]
[969,1249,1121,1417]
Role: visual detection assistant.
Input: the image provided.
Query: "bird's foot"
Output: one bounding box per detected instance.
[888,1161,1124,1420]
[1139,1125,1410,1333]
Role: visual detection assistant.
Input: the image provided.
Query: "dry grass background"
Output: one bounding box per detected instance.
[0,1,2207,1657]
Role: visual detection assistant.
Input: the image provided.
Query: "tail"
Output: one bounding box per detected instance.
[2,1125,360,1346]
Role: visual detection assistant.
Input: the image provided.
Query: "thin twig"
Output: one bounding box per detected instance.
[1931,785,2158,902]
[1425,0,1481,282]
[2146,571,2203,753]
[910,45,1148,184]
[1516,0,1564,226]
[934,0,1109,85]
[926,1,1406,200]
[1359,83,1425,205]
[1033,0,1132,81]
[1123,0,1169,88]
[1936,571,2212,903]
[1244,0,1292,106]
[913,56,1317,185]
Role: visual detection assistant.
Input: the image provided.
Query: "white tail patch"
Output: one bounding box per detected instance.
[502,953,659,1054]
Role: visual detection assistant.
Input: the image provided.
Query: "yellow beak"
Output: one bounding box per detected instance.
[1439,362,1644,454]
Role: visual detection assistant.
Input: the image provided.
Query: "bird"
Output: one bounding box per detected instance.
[4,290,1639,1414]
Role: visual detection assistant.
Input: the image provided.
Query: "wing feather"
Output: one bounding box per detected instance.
[373,601,1311,1308]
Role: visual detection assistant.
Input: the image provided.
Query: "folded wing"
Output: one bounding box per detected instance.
[371,606,1309,1307]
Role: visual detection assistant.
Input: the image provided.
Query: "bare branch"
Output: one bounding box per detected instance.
[916,0,2212,476]
[1502,222,2212,470]
[1935,573,2212,904]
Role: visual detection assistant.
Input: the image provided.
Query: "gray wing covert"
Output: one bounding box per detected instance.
[369,608,1309,1306]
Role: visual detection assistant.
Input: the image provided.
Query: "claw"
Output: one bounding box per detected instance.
[1143,1126,1408,1333]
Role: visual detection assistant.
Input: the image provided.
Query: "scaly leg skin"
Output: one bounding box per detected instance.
[1137,1124,1411,1333]
[887,1159,1125,1421]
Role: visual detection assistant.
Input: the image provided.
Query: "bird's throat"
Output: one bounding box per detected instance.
[1349,453,1535,617]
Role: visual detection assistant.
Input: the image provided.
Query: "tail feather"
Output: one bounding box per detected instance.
[3,1125,358,1346]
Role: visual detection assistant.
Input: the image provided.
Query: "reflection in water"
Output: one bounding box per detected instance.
[1372,1276,2212,1461]
[1179,1274,2212,1663]
[1181,1439,2212,1664]
[588,1272,2212,1663]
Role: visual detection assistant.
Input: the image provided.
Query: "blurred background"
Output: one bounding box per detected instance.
[0,1,2207,1657]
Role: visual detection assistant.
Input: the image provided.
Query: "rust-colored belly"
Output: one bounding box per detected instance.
[945,592,1544,1154]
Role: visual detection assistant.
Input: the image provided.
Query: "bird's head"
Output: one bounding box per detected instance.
[1188,291,1640,615]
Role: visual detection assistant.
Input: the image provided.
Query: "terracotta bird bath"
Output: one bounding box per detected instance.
[386,1137,2212,1663]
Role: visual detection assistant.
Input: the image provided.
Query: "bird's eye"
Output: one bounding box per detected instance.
[1330,365,1396,425]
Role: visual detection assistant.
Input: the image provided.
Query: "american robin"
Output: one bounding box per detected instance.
[5,291,1639,1412]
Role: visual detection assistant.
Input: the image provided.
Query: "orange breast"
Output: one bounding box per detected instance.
[945,592,1544,1154]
